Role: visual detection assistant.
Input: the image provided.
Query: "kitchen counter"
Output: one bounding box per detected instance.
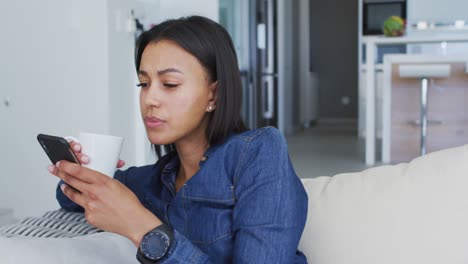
[380,54,468,163]
[363,34,468,45]
[360,34,468,165]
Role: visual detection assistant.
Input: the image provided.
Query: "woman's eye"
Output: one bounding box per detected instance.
[136,82,148,88]
[164,83,179,88]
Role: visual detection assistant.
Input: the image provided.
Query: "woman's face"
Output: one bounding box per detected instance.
[138,40,216,146]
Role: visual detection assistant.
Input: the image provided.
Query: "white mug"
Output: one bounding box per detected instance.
[65,132,124,177]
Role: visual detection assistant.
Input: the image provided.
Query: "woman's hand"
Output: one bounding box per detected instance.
[49,160,161,247]
[69,141,126,168]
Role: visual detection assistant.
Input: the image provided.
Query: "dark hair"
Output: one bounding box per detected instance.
[135,16,247,159]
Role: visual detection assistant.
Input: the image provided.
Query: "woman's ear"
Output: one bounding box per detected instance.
[206,81,218,112]
[208,81,218,104]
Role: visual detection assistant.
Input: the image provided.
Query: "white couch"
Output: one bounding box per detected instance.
[298,144,468,264]
[1,145,467,263]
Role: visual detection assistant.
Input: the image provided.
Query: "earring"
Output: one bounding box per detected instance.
[207,105,215,112]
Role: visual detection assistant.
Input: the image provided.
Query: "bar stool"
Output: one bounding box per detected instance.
[398,64,451,156]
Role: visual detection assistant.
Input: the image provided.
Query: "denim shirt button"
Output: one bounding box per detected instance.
[199,156,207,166]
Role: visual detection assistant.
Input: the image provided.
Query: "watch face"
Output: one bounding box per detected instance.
[141,231,170,260]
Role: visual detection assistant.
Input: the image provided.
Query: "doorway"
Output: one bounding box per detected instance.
[219,0,365,177]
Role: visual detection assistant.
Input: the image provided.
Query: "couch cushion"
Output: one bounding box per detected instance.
[0,232,135,264]
[0,210,135,263]
[299,145,468,264]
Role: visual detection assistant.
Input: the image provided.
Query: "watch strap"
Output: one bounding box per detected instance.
[157,223,174,242]
[137,249,154,264]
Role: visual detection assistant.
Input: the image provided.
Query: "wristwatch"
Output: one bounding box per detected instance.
[136,224,174,263]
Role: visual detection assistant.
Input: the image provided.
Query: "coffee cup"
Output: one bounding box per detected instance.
[65,132,124,177]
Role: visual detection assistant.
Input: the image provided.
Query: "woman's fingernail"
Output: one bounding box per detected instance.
[60,184,66,192]
[56,161,61,168]
[48,165,55,173]
[73,144,81,151]
[81,155,89,163]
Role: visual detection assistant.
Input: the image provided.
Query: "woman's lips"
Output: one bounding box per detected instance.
[144,117,165,128]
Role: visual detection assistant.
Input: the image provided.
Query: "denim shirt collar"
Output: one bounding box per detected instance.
[162,154,180,174]
[203,132,236,159]
[161,155,179,196]
[159,136,233,193]
[202,144,218,161]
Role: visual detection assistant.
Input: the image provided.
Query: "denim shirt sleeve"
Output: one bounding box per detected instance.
[156,230,212,263]
[232,127,308,263]
[55,179,84,212]
[56,169,128,212]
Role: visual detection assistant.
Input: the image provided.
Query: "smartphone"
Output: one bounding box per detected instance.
[37,134,81,165]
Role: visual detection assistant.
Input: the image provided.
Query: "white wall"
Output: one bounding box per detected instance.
[0,0,136,219]
[107,0,139,166]
[0,0,219,219]
[135,0,219,29]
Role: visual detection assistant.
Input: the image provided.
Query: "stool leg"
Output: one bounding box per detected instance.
[420,78,428,156]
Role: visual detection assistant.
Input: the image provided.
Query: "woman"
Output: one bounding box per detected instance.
[49,16,308,263]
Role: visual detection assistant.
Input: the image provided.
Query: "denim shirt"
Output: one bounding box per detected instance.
[57,127,308,263]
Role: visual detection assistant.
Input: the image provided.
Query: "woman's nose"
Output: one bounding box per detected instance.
[144,85,162,108]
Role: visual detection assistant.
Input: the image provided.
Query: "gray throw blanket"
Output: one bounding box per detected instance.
[0,209,101,238]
